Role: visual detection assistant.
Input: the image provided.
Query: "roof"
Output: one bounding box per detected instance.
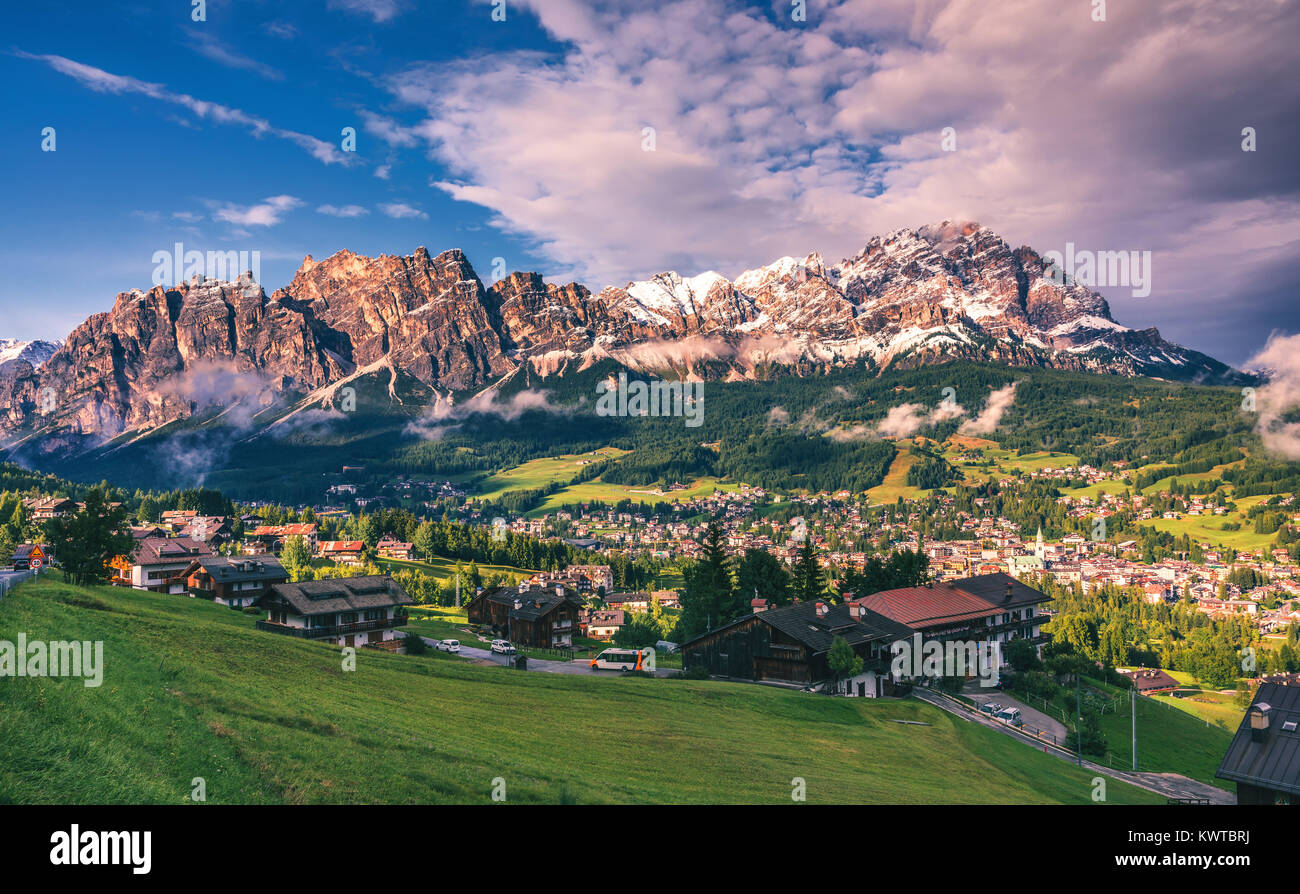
[1216,682,1300,796]
[1120,668,1179,692]
[186,555,288,583]
[859,573,1049,630]
[477,586,582,621]
[269,575,411,617]
[130,537,212,566]
[688,599,911,655]
[320,540,365,552]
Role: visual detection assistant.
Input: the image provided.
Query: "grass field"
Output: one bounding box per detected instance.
[866,449,924,502]
[525,476,740,517]
[376,555,537,585]
[1083,683,1234,787]
[468,449,630,502]
[1151,690,1246,733]
[0,579,1162,804]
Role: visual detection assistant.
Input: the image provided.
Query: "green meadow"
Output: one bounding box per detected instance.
[0,578,1162,805]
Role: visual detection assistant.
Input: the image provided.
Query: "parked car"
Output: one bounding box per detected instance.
[995,707,1023,728]
[437,639,460,653]
[978,702,1002,716]
[490,639,516,656]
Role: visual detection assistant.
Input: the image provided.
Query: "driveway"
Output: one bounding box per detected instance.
[964,682,1069,745]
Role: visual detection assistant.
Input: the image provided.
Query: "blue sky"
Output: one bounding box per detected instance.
[2,0,1298,367]
[1,0,564,341]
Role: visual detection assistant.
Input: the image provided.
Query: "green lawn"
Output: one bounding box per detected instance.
[0,578,1161,804]
[376,555,537,585]
[1090,688,1234,787]
[1151,690,1246,733]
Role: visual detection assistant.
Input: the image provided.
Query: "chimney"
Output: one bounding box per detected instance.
[815,601,827,617]
[514,598,522,611]
[848,600,861,620]
[1004,581,1014,602]
[1250,703,1272,743]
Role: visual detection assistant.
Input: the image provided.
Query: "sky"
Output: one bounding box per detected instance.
[1,0,1297,368]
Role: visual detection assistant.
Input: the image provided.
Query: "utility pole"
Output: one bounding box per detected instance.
[1131,686,1138,771]
[1076,674,1083,767]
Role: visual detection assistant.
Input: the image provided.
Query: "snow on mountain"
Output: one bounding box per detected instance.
[0,339,59,368]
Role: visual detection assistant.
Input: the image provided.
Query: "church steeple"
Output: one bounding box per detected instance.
[1035,525,1045,560]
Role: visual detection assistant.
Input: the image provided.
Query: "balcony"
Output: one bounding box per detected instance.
[256,610,408,640]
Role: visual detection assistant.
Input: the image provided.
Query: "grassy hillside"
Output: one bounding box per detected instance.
[0,578,1161,805]
[1087,684,1235,787]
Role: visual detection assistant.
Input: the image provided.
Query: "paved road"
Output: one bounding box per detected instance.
[399,632,675,678]
[914,687,1234,804]
[964,682,1069,745]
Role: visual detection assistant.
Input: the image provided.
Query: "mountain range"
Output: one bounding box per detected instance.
[0,220,1250,460]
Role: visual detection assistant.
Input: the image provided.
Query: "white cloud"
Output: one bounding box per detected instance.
[316,204,371,218]
[188,33,284,81]
[370,0,1300,347]
[959,383,1018,436]
[211,195,303,228]
[379,202,428,220]
[1248,334,1300,460]
[328,0,408,22]
[18,52,355,166]
[406,388,565,439]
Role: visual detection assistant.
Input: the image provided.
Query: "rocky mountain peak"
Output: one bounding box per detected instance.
[0,221,1249,453]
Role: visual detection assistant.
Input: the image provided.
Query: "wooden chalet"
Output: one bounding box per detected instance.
[23,497,76,520]
[855,573,1051,654]
[249,523,319,551]
[110,537,213,593]
[258,575,411,648]
[682,599,912,695]
[466,584,583,648]
[585,609,625,641]
[1118,667,1179,694]
[177,555,289,608]
[177,515,234,545]
[317,540,366,565]
[605,591,650,612]
[375,536,414,560]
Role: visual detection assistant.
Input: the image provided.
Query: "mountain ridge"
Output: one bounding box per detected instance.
[0,220,1251,457]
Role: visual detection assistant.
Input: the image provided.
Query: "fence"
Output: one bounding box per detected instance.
[0,569,36,598]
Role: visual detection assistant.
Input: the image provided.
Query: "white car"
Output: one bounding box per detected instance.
[437,639,460,653]
[490,639,517,655]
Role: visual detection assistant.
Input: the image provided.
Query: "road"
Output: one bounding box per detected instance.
[400,632,675,678]
[964,682,1069,745]
[913,686,1234,804]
